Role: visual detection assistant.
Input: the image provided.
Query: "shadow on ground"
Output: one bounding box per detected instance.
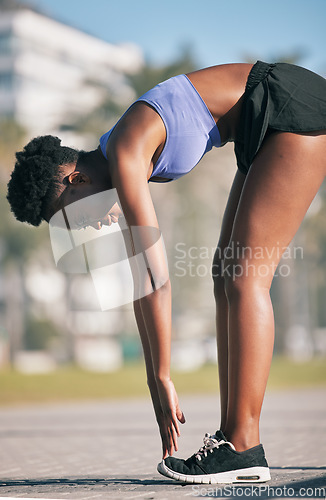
[0,468,325,496]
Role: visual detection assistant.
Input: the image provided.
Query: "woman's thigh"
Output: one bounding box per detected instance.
[227,131,326,286]
[213,170,246,284]
[218,169,247,249]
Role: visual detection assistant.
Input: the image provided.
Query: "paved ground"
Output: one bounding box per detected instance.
[0,388,325,499]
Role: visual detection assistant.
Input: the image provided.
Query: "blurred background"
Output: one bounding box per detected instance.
[0,0,325,401]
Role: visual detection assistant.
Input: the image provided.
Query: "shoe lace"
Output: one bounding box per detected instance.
[195,433,236,461]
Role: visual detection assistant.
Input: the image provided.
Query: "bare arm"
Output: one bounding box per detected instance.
[133,298,182,459]
[109,103,185,457]
[119,217,175,457]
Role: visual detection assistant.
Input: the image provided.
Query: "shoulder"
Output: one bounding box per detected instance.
[107,101,166,180]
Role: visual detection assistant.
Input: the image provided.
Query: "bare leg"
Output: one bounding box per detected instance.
[213,170,246,430]
[223,131,326,451]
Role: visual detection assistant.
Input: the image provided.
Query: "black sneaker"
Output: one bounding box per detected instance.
[157,431,271,484]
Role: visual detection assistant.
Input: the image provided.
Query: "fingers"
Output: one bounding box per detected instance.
[157,381,186,458]
[176,405,186,424]
[159,419,178,458]
[160,414,182,458]
[162,441,168,459]
[169,422,179,452]
[172,413,180,437]
[160,426,172,459]
[164,406,186,456]
[164,426,176,457]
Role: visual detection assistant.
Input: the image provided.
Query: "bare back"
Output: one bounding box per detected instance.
[186,63,253,143]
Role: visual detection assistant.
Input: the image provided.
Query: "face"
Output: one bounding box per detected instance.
[69,201,123,230]
[50,163,122,230]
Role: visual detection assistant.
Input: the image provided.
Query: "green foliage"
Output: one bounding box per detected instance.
[302,180,326,326]
[128,46,198,97]
[0,357,325,406]
[24,316,60,350]
[304,181,326,266]
[241,49,307,65]
[1,199,48,262]
[0,117,54,362]
[0,119,49,263]
[0,118,25,163]
[63,46,198,138]
[61,96,127,138]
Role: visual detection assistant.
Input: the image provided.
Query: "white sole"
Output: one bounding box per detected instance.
[157,461,271,484]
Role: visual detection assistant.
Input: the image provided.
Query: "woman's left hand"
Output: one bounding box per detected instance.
[155,378,186,458]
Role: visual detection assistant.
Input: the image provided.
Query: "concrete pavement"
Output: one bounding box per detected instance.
[0,388,325,499]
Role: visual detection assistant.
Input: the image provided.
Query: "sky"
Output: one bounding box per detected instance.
[31,0,326,74]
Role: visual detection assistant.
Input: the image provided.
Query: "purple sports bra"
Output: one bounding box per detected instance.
[99,74,221,182]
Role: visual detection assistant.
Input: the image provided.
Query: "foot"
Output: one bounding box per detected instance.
[157,430,271,484]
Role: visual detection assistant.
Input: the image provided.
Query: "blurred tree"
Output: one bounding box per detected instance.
[24,315,60,350]
[241,49,308,65]
[62,46,198,139]
[302,180,326,327]
[0,118,51,363]
[0,118,48,263]
[0,118,25,173]
[60,92,127,140]
[127,45,197,97]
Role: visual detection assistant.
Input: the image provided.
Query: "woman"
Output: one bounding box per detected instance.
[7,61,326,484]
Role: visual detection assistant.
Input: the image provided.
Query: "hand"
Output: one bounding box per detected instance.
[155,378,186,459]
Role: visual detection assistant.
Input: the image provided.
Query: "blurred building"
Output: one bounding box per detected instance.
[0,3,144,371]
[0,4,143,136]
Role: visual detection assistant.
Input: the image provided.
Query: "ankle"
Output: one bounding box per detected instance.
[223,428,260,452]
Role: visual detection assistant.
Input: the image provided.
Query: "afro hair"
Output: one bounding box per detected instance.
[7,135,79,226]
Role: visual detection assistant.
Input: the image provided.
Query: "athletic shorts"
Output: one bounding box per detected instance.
[234,60,326,174]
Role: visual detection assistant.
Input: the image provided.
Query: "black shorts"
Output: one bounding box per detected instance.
[234,61,326,174]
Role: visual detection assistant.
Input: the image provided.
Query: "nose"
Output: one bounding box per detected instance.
[90,221,102,230]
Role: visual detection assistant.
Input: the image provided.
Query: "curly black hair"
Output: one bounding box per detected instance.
[7,135,79,226]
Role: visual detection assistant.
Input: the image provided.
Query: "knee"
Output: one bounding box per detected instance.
[223,266,246,303]
[223,258,273,303]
